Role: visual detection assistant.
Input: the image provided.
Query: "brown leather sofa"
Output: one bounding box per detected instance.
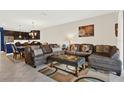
[65,44,94,61]
[65,44,122,76]
[24,43,122,76]
[24,44,63,68]
[89,45,122,76]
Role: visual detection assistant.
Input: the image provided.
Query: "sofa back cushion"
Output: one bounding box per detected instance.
[80,44,94,52]
[81,45,90,52]
[95,45,104,53]
[95,45,117,57]
[68,44,80,52]
[33,48,43,57]
[80,44,91,52]
[41,45,53,54]
[52,47,62,52]
[103,45,110,53]
[30,45,40,50]
[49,44,60,48]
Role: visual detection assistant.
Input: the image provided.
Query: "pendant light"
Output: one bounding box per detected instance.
[30,21,39,38]
[18,25,22,39]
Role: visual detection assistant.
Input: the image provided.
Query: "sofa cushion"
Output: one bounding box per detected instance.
[33,49,43,57]
[52,47,62,52]
[41,45,53,54]
[89,54,121,67]
[103,45,110,53]
[70,44,78,51]
[49,44,60,48]
[65,50,75,55]
[75,51,91,56]
[30,45,40,50]
[68,44,80,52]
[95,45,112,57]
[80,45,90,52]
[95,45,104,53]
[95,45,111,53]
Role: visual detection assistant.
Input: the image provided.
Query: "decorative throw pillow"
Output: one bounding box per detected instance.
[81,45,90,52]
[41,45,53,54]
[70,45,77,51]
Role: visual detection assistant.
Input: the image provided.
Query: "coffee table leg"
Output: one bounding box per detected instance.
[50,62,53,67]
[75,67,79,77]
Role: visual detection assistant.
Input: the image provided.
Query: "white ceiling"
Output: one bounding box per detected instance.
[0,10,118,32]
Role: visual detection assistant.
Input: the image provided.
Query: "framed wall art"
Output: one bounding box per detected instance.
[115,23,118,37]
[79,24,94,37]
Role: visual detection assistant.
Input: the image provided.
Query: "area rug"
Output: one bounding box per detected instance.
[38,64,109,82]
[39,66,80,82]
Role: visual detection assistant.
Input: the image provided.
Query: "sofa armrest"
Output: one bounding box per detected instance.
[87,50,93,54]
[111,50,120,60]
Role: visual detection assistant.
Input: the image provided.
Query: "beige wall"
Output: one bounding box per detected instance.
[40,13,118,46]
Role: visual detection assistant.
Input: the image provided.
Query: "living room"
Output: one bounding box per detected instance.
[0,10,123,82]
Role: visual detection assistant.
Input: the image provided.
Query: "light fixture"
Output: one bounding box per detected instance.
[30,21,39,38]
[19,34,22,39]
[18,25,22,39]
[67,34,75,40]
[34,32,37,36]
[67,34,75,44]
[29,32,32,36]
[32,36,34,39]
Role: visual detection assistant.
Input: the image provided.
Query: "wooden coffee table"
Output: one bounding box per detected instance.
[47,54,86,76]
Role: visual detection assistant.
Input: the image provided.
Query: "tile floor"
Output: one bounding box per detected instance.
[0,52,124,82]
[0,52,55,82]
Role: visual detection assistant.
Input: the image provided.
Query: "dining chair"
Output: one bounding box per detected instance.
[11,44,21,59]
[15,42,21,46]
